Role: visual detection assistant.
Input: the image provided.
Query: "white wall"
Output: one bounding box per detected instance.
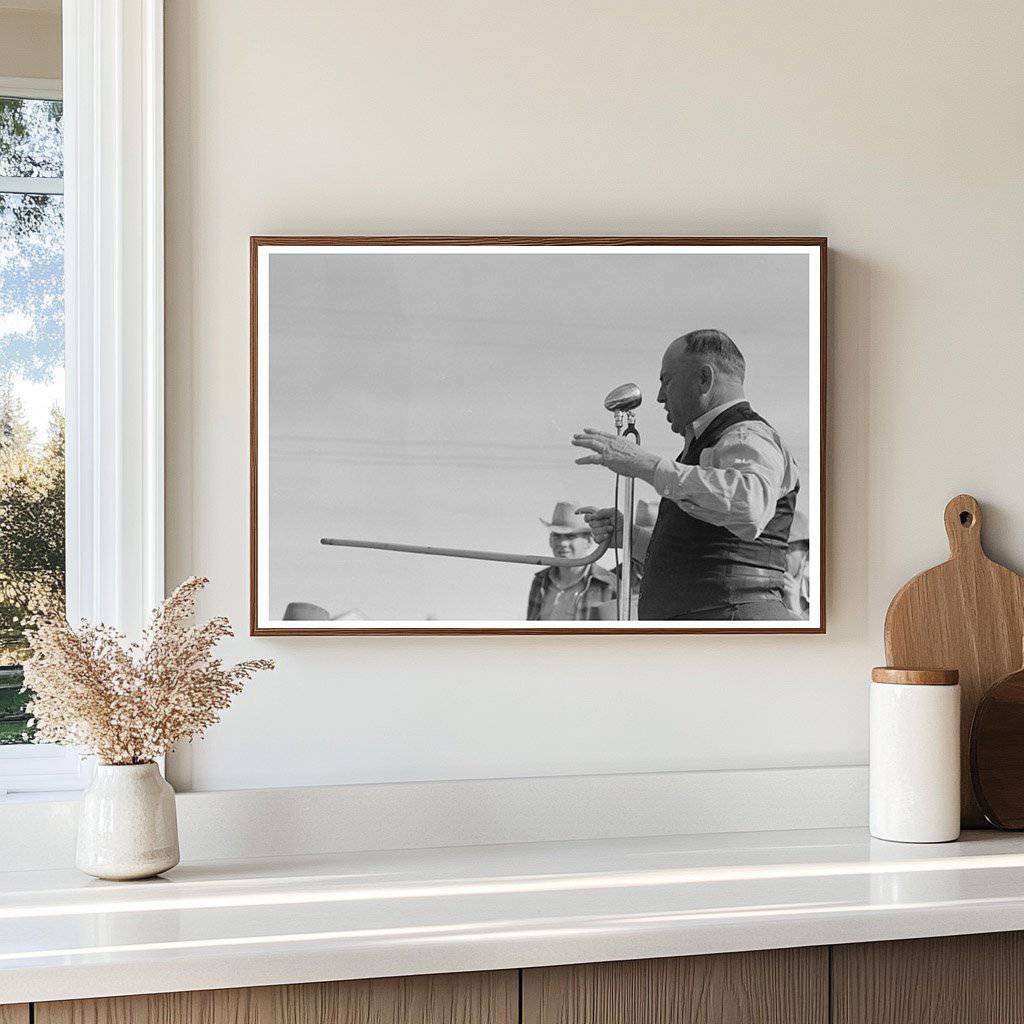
[164,0,1024,792]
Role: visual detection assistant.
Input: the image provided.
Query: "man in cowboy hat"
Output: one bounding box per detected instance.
[572,329,800,621]
[526,501,617,621]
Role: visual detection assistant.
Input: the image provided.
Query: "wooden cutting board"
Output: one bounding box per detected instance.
[884,494,1024,827]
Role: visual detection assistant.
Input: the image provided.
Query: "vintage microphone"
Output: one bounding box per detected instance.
[603,384,642,620]
[320,384,643,616]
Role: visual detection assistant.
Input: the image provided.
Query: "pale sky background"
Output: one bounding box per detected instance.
[1,306,64,444]
[267,250,812,621]
[1,278,64,445]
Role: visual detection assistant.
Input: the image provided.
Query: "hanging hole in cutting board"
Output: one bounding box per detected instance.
[960,511,974,527]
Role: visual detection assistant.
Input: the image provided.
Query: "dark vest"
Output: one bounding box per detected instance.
[638,402,798,619]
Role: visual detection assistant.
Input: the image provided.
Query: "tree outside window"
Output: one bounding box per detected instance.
[0,93,65,744]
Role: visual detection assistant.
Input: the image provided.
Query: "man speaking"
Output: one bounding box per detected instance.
[572,329,801,621]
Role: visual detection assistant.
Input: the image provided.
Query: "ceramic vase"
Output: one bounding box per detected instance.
[76,762,180,880]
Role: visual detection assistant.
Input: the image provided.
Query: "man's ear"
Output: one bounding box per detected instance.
[699,363,715,394]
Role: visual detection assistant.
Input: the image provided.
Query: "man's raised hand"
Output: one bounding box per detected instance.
[571,428,661,482]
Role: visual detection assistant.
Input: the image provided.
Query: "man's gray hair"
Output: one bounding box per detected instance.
[680,329,746,383]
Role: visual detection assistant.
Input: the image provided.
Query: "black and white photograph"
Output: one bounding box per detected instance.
[251,237,825,634]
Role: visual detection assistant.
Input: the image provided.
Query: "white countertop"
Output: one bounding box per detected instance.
[4,826,1024,1004]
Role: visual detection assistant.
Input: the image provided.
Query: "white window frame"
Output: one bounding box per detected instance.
[0,77,61,101]
[0,1,164,800]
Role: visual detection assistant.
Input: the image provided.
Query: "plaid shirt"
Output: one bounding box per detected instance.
[526,565,618,621]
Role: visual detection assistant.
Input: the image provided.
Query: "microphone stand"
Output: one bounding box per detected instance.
[614,410,641,621]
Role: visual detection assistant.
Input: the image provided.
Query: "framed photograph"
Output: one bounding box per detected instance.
[251,236,826,635]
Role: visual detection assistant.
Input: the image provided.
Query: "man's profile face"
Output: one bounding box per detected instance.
[657,350,707,434]
[549,531,593,559]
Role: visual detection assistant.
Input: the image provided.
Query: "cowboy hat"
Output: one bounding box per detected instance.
[540,501,593,535]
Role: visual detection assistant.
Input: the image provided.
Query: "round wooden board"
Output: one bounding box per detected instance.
[971,665,1024,829]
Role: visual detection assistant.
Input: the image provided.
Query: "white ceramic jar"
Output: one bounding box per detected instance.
[870,667,960,843]
[76,762,180,880]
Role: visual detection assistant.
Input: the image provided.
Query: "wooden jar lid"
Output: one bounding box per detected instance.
[871,667,960,686]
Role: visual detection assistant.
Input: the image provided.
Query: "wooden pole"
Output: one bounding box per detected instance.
[320,536,611,569]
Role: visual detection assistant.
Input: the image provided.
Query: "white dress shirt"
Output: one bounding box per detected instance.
[647,398,799,542]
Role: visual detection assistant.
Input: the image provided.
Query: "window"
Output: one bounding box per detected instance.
[0,6,166,799]
[0,78,84,799]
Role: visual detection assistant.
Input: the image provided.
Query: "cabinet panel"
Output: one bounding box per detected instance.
[36,970,517,1024]
[523,948,828,1024]
[0,1006,29,1024]
[833,932,1024,1024]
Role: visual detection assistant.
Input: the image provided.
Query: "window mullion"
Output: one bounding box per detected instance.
[0,176,64,195]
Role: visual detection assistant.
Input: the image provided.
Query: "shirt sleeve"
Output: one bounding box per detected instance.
[650,423,789,541]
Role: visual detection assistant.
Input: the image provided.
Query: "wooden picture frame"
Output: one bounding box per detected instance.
[251,236,827,635]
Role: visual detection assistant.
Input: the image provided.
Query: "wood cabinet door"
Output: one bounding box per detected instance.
[523,948,828,1024]
[0,1007,29,1024]
[833,932,1024,1024]
[35,971,517,1024]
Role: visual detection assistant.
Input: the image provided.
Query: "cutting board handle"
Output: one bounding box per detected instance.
[944,494,983,559]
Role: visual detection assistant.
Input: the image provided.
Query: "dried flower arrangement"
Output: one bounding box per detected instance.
[22,577,273,765]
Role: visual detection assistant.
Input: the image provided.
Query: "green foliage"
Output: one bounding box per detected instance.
[0,665,30,743]
[0,390,65,742]
[0,96,62,177]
